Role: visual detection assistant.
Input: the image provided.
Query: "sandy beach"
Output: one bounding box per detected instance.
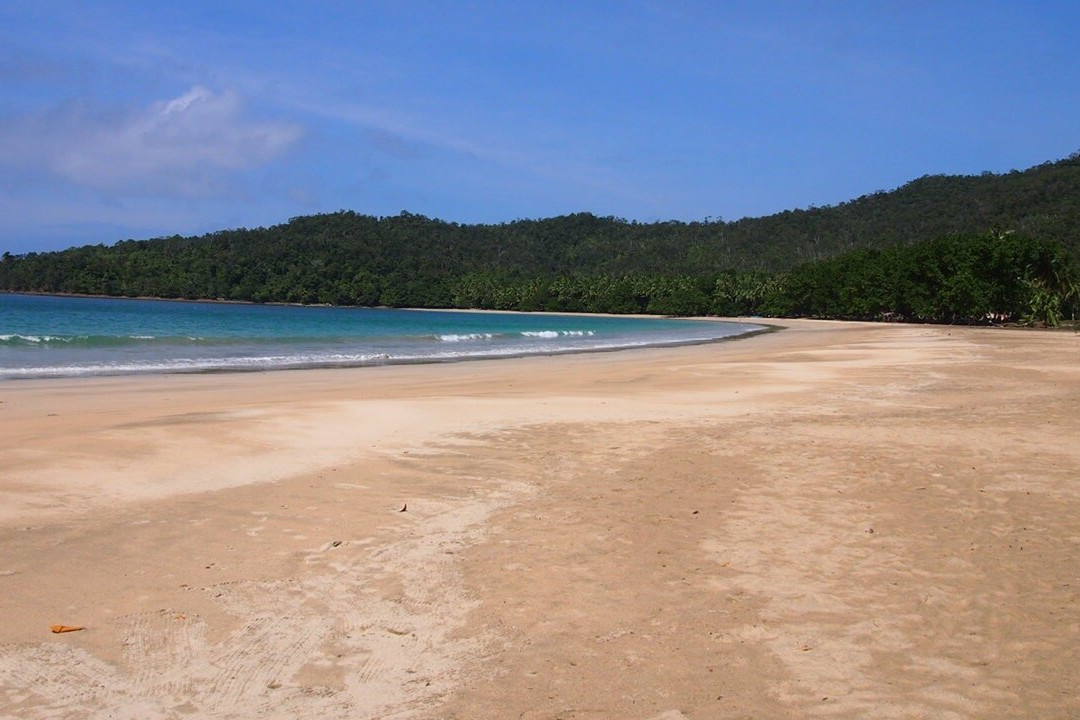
[1,319,1078,719]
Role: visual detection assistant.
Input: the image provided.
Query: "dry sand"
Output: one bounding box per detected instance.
[0,319,1078,719]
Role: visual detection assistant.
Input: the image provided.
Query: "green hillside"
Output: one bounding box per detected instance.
[2,153,1079,323]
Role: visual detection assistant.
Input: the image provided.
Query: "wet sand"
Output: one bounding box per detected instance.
[1,319,1078,719]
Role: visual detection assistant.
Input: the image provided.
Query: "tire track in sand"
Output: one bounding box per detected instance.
[117,609,208,701]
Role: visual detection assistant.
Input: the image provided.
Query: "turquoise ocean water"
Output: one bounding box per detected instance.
[0,293,765,379]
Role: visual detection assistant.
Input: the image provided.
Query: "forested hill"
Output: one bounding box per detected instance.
[1,153,1079,320]
[726,154,1080,266]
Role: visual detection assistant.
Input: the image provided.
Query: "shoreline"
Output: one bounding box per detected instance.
[0,291,779,381]
[2,320,1077,718]
[6,288,1076,328]
[0,324,779,383]
[0,288,718,318]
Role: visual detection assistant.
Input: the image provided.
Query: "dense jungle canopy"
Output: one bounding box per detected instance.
[2,154,1079,325]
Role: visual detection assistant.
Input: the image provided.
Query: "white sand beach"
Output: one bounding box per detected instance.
[1,319,1078,719]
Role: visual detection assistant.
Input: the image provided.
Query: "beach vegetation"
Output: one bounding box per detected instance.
[2,155,1079,326]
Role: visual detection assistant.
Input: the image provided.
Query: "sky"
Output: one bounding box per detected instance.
[1,1,1079,253]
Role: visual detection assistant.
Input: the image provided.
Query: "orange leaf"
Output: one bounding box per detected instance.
[50,625,84,633]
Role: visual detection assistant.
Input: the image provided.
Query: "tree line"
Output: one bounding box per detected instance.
[2,154,1079,325]
[2,230,1076,326]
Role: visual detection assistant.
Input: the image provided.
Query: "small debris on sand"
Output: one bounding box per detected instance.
[50,625,84,634]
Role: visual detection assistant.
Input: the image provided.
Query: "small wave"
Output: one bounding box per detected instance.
[436,333,496,342]
[0,351,399,378]
[0,333,80,345]
[519,330,595,339]
[0,333,213,348]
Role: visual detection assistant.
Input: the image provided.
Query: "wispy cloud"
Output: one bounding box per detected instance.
[287,93,658,210]
[0,86,302,196]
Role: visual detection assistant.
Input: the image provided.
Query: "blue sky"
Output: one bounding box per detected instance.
[1,1,1078,253]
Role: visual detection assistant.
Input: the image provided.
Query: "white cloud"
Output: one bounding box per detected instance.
[0,86,302,195]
